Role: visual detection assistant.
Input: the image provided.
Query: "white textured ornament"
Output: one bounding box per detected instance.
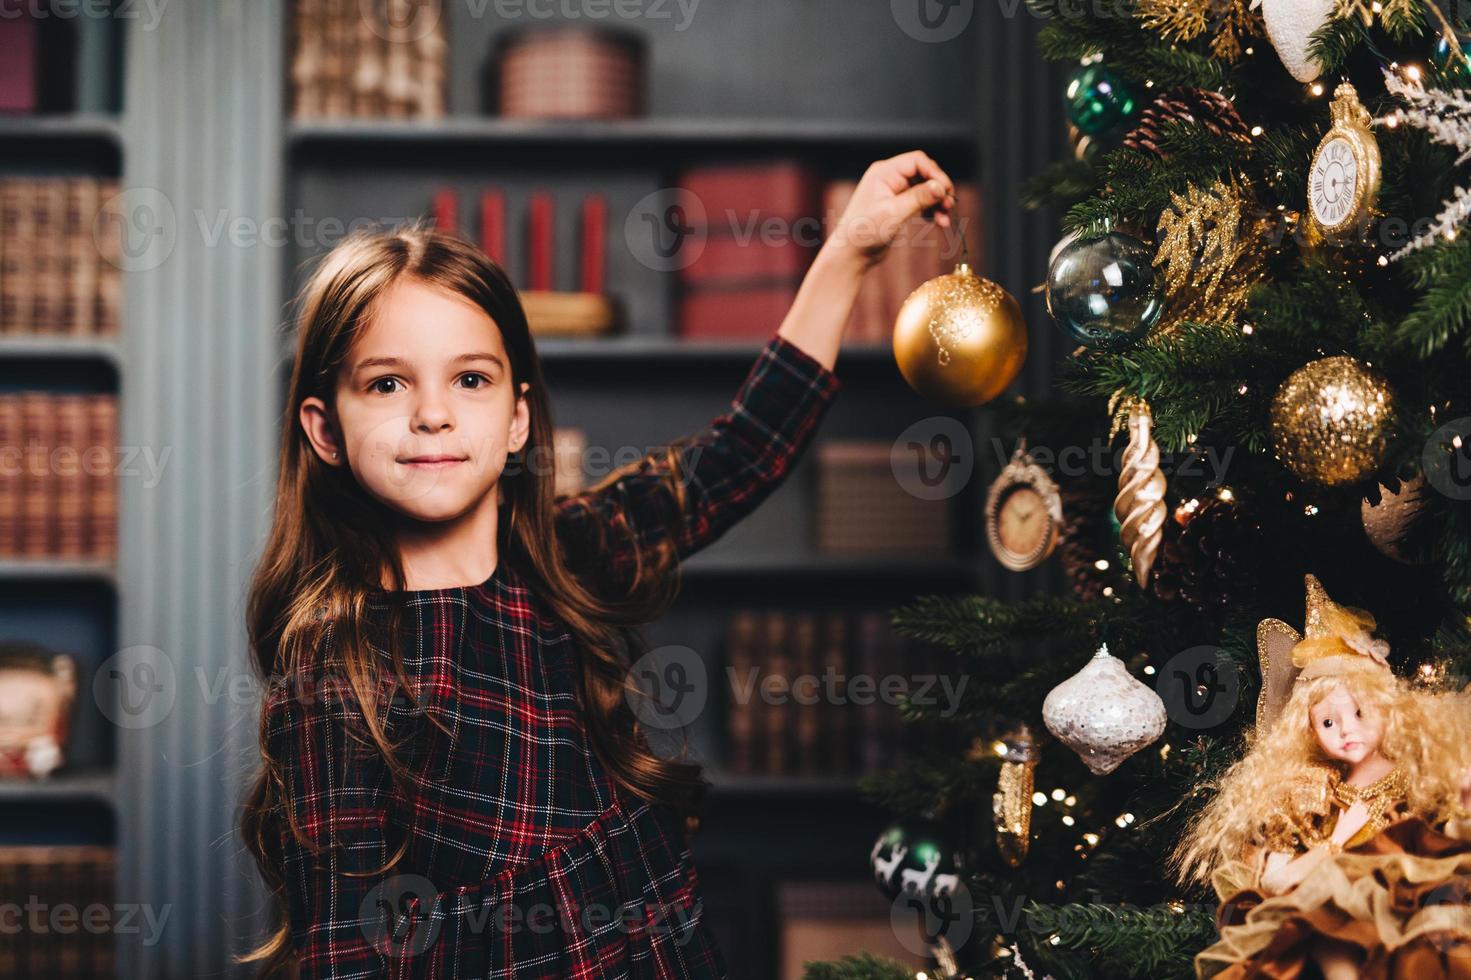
[1043,644,1168,775]
[1251,0,1336,82]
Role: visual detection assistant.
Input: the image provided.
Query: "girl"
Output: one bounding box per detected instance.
[1175,576,1471,979]
[238,151,962,979]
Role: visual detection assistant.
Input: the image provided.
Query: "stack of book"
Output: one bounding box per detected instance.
[288,0,448,119]
[0,178,123,337]
[823,178,983,343]
[722,608,958,778]
[815,440,953,556]
[0,393,117,560]
[0,846,115,978]
[675,161,821,341]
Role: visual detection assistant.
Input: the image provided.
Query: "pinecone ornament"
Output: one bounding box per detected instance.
[1057,471,1118,600]
[1121,88,1252,159]
[1151,497,1259,610]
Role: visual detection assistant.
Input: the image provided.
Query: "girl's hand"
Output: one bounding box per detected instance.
[823,150,958,269]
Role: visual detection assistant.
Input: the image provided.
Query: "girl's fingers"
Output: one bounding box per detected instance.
[885,150,955,199]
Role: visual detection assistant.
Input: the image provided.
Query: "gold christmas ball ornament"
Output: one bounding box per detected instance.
[893,261,1028,408]
[1270,356,1398,487]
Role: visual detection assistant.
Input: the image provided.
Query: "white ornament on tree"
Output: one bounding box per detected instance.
[1250,0,1336,82]
[1043,643,1168,774]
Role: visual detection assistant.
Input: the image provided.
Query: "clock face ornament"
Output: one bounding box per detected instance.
[1308,83,1381,239]
[985,441,1063,572]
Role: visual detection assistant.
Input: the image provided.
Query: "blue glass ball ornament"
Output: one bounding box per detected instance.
[1064,64,1139,137]
[1045,232,1164,352]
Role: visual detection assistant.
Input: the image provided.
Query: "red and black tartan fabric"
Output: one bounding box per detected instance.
[264,334,841,979]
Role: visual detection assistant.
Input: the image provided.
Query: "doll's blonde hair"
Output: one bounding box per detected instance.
[1173,665,1471,886]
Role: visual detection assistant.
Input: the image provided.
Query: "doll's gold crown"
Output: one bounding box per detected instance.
[1291,574,1391,677]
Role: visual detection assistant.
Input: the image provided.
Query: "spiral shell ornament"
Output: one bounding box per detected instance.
[1113,399,1167,589]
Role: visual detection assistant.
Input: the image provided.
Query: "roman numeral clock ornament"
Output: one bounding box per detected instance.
[1308,82,1382,240]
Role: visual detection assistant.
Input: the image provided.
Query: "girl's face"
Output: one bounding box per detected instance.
[299,277,531,524]
[1309,683,1385,767]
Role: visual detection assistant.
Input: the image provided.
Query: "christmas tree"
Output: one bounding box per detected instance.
[807,0,1471,977]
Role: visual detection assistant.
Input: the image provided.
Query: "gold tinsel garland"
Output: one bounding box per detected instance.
[1154,178,1272,332]
[1136,0,1262,62]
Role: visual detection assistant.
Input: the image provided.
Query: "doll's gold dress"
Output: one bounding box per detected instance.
[1197,766,1471,978]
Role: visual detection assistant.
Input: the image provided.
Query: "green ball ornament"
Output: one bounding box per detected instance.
[1431,35,1471,83]
[869,817,964,902]
[1065,64,1139,137]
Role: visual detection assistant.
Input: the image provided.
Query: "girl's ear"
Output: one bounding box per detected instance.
[300,396,346,465]
[509,382,531,454]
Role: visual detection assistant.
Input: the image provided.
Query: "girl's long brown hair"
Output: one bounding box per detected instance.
[237,222,708,976]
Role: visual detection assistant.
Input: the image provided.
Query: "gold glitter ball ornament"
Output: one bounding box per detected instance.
[1269,356,1398,487]
[892,261,1028,408]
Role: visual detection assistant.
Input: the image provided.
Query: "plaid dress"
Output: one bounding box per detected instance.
[265,334,842,979]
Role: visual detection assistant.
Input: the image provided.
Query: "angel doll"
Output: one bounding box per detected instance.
[1174,575,1471,979]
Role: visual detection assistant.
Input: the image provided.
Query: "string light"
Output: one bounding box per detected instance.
[1310,82,1325,96]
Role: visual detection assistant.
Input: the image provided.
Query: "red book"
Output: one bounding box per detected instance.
[479,189,505,266]
[432,188,458,232]
[0,15,37,113]
[580,193,605,295]
[527,192,554,292]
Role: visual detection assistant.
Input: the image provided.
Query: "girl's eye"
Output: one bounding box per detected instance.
[459,372,491,390]
[370,377,403,395]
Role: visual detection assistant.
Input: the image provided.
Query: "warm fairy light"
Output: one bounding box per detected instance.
[1311,82,1325,95]
[1094,559,1110,571]
[1245,46,1254,54]
[1160,742,1173,759]
[1305,504,1320,516]
[1406,64,1422,81]
[1115,816,1128,828]
[1065,795,1077,806]
[1123,812,1136,824]
[993,740,1009,756]
[1250,125,1264,136]
[1102,586,1115,597]
[1448,227,1459,241]
[1384,116,1399,128]
[1242,323,1254,335]
[1218,487,1235,502]
[1052,788,1066,801]
[1371,1,1382,11]
[1377,255,1389,265]
[1083,832,1100,845]
[1050,935,1062,945]
[1062,815,1076,826]
[1033,792,1048,806]
[1238,383,1249,394]
[1143,664,1157,675]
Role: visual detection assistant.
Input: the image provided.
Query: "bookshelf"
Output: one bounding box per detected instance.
[0,8,127,978]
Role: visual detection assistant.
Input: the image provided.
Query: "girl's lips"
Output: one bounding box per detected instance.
[401,457,467,470]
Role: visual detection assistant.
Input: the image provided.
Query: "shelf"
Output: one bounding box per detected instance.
[681,553,976,580]
[705,770,864,797]
[0,558,116,585]
[0,114,124,146]
[0,768,115,805]
[535,337,893,364]
[288,117,977,154]
[0,336,122,364]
